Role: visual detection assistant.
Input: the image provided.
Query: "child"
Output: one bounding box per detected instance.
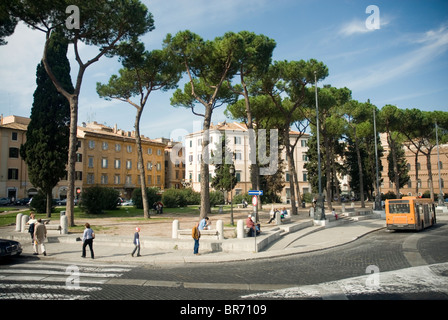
[132,227,141,257]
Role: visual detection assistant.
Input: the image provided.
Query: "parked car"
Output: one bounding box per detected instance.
[0,239,22,258]
[15,198,30,206]
[0,198,11,206]
[121,200,134,206]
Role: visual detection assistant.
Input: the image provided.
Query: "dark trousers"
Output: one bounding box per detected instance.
[82,239,94,258]
[194,239,199,254]
[132,244,140,256]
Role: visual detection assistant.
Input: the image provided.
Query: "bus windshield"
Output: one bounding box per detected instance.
[388,200,410,214]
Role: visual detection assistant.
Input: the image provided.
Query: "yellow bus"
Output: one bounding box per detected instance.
[386,196,436,231]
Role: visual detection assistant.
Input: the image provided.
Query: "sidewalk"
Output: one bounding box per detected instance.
[0,215,389,266]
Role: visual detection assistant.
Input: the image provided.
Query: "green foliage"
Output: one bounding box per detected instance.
[20,30,72,208]
[182,188,201,205]
[132,187,161,209]
[79,187,120,214]
[30,190,54,214]
[209,190,225,207]
[162,188,188,208]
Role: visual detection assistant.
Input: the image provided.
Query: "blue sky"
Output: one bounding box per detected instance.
[0,0,447,140]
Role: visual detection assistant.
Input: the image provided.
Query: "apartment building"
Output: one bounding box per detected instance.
[379,133,448,198]
[0,115,35,200]
[0,116,168,201]
[184,121,312,203]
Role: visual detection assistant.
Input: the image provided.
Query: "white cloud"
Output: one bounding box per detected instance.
[333,24,448,92]
[339,15,392,37]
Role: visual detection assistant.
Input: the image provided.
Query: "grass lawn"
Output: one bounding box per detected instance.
[0,204,233,229]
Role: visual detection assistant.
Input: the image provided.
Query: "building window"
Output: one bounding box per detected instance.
[76,171,83,181]
[101,174,108,184]
[114,174,121,185]
[87,173,95,184]
[235,152,242,160]
[115,159,121,169]
[147,148,152,155]
[126,175,132,185]
[236,171,241,182]
[115,143,121,152]
[147,175,152,185]
[101,158,108,168]
[147,161,153,170]
[234,136,241,144]
[8,169,19,180]
[9,148,19,158]
[156,162,161,171]
[157,149,162,156]
[11,132,18,141]
[76,153,82,162]
[303,172,308,182]
[88,157,94,168]
[126,160,132,169]
[127,145,132,153]
[301,139,307,147]
[157,175,161,185]
[88,140,95,149]
[102,142,108,150]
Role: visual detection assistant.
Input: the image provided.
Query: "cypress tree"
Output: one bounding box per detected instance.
[20,30,73,216]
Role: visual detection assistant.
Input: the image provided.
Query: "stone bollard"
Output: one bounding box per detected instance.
[237,219,245,239]
[60,214,68,234]
[216,220,223,240]
[172,219,179,239]
[276,210,282,225]
[309,207,314,218]
[342,203,346,212]
[16,213,23,232]
[21,215,29,233]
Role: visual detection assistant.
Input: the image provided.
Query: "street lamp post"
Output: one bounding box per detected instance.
[314,71,325,220]
[229,165,234,226]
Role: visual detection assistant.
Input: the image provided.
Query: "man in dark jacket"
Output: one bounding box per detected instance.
[132,227,141,257]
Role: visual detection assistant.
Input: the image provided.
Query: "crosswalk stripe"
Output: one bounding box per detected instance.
[0,261,135,300]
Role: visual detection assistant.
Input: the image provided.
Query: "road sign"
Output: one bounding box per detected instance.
[252,195,258,206]
[248,190,263,196]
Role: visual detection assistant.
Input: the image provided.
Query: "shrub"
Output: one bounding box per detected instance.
[79,186,119,214]
[29,190,54,214]
[182,188,200,205]
[132,187,161,209]
[162,188,188,208]
[209,190,225,207]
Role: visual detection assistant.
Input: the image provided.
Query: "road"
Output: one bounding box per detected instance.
[1,219,447,307]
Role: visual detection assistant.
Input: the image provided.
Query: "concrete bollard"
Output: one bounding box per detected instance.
[16,213,23,232]
[216,220,223,240]
[60,214,68,234]
[342,203,346,212]
[276,210,282,225]
[21,215,29,233]
[172,219,179,239]
[237,219,245,239]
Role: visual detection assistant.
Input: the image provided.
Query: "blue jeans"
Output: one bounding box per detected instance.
[194,239,199,254]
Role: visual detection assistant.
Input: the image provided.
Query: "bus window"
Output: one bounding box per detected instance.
[388,203,410,213]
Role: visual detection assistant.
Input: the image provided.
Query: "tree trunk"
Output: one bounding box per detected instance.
[324,135,333,212]
[199,110,212,219]
[66,96,78,227]
[135,108,150,219]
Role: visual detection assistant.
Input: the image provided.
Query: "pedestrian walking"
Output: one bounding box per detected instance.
[26,212,37,244]
[33,219,47,256]
[132,227,141,257]
[81,223,95,259]
[192,222,200,255]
